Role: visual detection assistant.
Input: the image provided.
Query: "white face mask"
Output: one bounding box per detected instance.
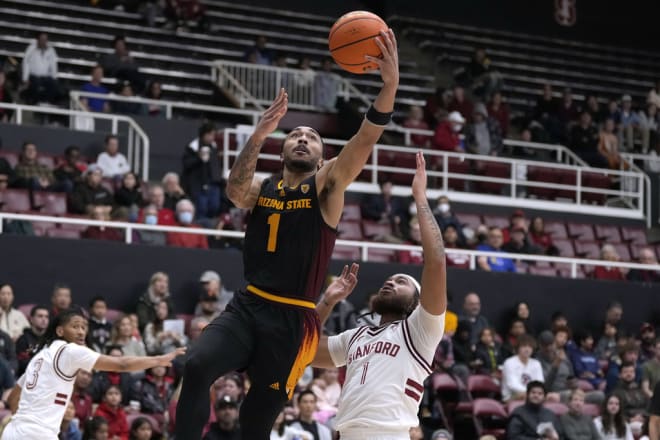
[409,202,417,216]
[438,202,450,214]
[630,421,643,432]
[452,123,463,133]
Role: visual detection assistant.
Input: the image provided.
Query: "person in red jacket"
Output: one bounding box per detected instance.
[94,384,129,440]
[166,198,209,249]
[593,244,627,281]
[432,111,465,152]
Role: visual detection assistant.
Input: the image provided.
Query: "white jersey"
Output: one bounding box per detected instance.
[3,340,99,439]
[328,306,445,438]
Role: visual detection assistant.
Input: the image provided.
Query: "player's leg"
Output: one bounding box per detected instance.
[174,309,254,439]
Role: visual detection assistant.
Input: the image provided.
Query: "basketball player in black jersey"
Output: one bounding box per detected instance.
[175,29,399,439]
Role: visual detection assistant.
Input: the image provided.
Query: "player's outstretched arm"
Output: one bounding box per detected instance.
[317,30,398,198]
[226,88,288,209]
[94,347,186,373]
[316,263,359,325]
[412,151,447,315]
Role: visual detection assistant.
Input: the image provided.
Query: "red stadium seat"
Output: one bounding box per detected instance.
[332,245,360,261]
[32,191,67,215]
[583,403,601,417]
[594,224,622,243]
[31,220,58,236]
[455,213,483,231]
[482,215,509,229]
[473,398,507,439]
[552,238,575,257]
[476,161,510,195]
[341,203,361,222]
[544,402,568,416]
[574,240,601,259]
[544,221,568,239]
[446,157,470,191]
[581,171,611,204]
[505,400,524,414]
[577,379,595,391]
[106,308,123,322]
[467,375,501,400]
[527,166,561,199]
[611,243,631,261]
[432,373,458,393]
[557,170,577,201]
[621,226,647,246]
[528,266,558,277]
[361,220,392,240]
[0,151,18,168]
[337,221,363,240]
[366,248,396,263]
[0,189,31,212]
[45,228,82,239]
[17,303,36,319]
[388,152,416,186]
[567,223,595,240]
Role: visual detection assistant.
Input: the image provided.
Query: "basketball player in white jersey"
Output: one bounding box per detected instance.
[314,151,446,440]
[2,308,185,440]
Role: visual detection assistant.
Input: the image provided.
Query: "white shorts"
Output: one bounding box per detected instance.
[1,420,57,440]
[339,430,409,440]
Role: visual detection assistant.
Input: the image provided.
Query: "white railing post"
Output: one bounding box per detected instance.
[442,155,448,191]
[111,117,118,134]
[166,104,173,120]
[570,262,577,279]
[16,107,22,124]
[361,244,369,262]
[576,168,582,204]
[469,254,476,270]
[125,226,132,244]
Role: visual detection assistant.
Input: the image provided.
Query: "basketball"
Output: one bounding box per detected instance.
[328,11,388,74]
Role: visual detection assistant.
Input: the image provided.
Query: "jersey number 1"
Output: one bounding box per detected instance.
[266,213,281,252]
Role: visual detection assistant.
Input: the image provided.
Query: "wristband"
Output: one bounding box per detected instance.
[365,105,393,126]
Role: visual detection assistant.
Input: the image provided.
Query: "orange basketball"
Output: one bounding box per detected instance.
[328,11,388,74]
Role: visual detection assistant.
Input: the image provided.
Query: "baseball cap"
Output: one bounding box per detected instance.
[214,395,238,410]
[199,270,220,283]
[448,111,465,124]
[431,429,453,440]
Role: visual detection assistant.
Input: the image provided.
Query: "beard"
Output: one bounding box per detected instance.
[283,156,317,173]
[372,293,413,317]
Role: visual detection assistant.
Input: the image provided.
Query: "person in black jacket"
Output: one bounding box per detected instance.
[69,164,114,214]
[182,123,224,221]
[14,305,49,376]
[114,171,145,213]
[0,328,17,374]
[507,381,562,440]
[129,365,174,415]
[53,145,85,193]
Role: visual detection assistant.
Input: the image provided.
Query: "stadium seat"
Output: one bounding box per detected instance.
[0,151,18,168]
[544,221,568,239]
[552,238,575,257]
[31,221,58,236]
[527,166,561,199]
[341,203,361,222]
[620,226,647,246]
[32,191,67,215]
[467,375,501,400]
[455,213,483,231]
[567,223,595,240]
[528,266,558,277]
[574,241,601,259]
[45,228,82,239]
[17,303,36,319]
[332,245,360,261]
[447,158,470,191]
[556,263,587,279]
[505,400,524,414]
[432,373,458,394]
[106,308,123,322]
[482,215,509,229]
[388,152,416,186]
[583,403,601,417]
[577,379,594,391]
[581,171,611,204]
[0,189,31,212]
[366,248,396,263]
[36,155,56,169]
[472,398,507,440]
[361,220,392,240]
[611,243,631,261]
[476,161,510,195]
[543,402,568,416]
[556,170,577,201]
[594,224,622,243]
[337,221,363,240]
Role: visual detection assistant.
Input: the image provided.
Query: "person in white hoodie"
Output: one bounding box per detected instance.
[501,334,545,402]
[96,135,131,178]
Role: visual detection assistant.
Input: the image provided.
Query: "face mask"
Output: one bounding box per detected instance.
[452,123,463,133]
[178,211,193,224]
[630,421,643,432]
[409,203,417,216]
[144,214,158,225]
[438,203,450,214]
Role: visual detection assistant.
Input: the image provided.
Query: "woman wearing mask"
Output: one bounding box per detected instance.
[133,204,167,246]
[432,111,465,152]
[166,199,208,249]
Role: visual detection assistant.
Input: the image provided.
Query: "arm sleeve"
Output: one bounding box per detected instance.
[118,155,131,174]
[57,344,101,376]
[22,47,32,82]
[327,328,360,367]
[405,306,446,360]
[533,359,545,382]
[96,153,111,176]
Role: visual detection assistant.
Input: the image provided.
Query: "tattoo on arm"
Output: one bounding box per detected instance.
[417,201,445,259]
[227,137,263,197]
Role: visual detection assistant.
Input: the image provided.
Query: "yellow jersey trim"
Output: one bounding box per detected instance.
[247,285,316,309]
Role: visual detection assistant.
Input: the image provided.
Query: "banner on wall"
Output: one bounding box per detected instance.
[555,0,577,26]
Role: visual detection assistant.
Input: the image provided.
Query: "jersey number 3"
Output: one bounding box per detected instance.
[26,358,44,389]
[266,213,281,252]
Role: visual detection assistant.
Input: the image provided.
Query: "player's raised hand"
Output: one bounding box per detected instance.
[412,151,427,202]
[254,88,288,138]
[158,347,187,366]
[365,29,399,87]
[323,263,359,306]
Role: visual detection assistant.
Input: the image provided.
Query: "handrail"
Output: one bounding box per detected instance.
[0,102,151,180]
[1,212,658,278]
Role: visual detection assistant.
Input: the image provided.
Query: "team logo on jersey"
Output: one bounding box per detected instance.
[269,382,280,391]
[554,0,576,27]
[301,184,310,194]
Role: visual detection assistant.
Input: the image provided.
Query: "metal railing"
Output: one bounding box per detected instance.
[0,102,151,180]
[1,211,658,279]
[221,127,651,224]
[69,91,262,126]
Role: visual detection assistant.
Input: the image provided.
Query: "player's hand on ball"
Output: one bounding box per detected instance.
[255,87,288,138]
[323,263,359,306]
[365,29,399,86]
[412,151,427,201]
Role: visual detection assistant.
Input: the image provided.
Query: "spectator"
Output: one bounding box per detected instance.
[606,342,642,393]
[182,123,224,220]
[144,301,187,355]
[432,111,464,152]
[188,316,209,343]
[130,365,174,415]
[618,95,642,152]
[69,164,114,214]
[144,81,166,117]
[473,327,504,376]
[0,327,16,372]
[477,227,516,272]
[488,91,510,137]
[648,79,660,108]
[82,205,123,242]
[502,226,541,255]
[640,103,659,153]
[402,105,431,147]
[294,56,315,88]
[90,345,135,405]
[54,145,86,193]
[599,118,624,170]
[593,244,627,281]
[467,48,503,99]
[424,87,452,128]
[128,417,154,440]
[112,81,143,115]
[314,57,339,112]
[114,171,144,210]
[93,384,129,439]
[571,330,606,391]
[72,370,94,424]
[100,36,144,92]
[447,85,474,122]
[502,335,544,402]
[604,302,624,332]
[166,198,209,249]
[193,270,234,317]
[0,147,15,190]
[433,195,466,243]
[215,373,246,404]
[83,416,110,440]
[0,71,14,122]
[51,284,72,316]
[627,247,660,283]
[0,283,29,341]
[244,35,273,65]
[14,141,62,191]
[594,393,634,440]
[557,88,580,128]
[195,291,222,322]
[60,401,83,440]
[536,330,577,403]
[453,319,475,377]
[397,216,423,264]
[585,95,604,125]
[460,292,490,345]
[506,381,561,439]
[311,368,341,423]
[443,224,470,268]
[559,389,600,440]
[204,396,241,440]
[639,323,656,362]
[80,65,110,113]
[141,184,176,225]
[162,172,186,211]
[270,410,313,440]
[289,390,332,440]
[649,381,660,439]
[133,204,167,246]
[88,296,113,353]
[97,135,131,179]
[569,111,608,168]
[15,304,48,376]
[21,31,60,104]
[533,84,560,138]
[614,362,648,417]
[603,99,621,124]
[136,272,174,332]
[360,179,407,232]
[502,318,528,359]
[110,314,147,358]
[164,0,207,31]
[642,339,660,399]
[465,102,503,155]
[595,322,619,362]
[528,216,556,255]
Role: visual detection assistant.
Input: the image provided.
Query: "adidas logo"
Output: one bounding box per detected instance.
[269,382,280,390]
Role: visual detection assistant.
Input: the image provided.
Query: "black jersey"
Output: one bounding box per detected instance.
[243,175,337,302]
